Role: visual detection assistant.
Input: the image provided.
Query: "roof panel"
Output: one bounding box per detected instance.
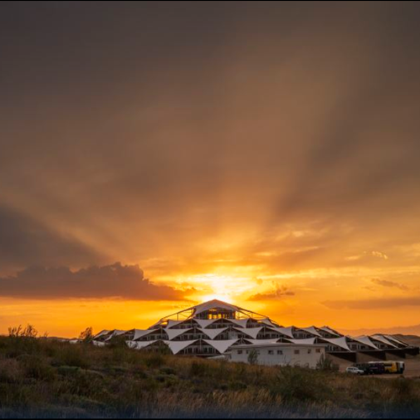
[204,339,239,354]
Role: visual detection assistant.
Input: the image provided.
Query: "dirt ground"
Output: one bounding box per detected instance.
[331,355,420,379]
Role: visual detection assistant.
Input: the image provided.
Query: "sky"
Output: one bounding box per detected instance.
[1,1,420,337]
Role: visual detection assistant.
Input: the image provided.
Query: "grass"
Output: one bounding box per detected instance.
[0,335,419,418]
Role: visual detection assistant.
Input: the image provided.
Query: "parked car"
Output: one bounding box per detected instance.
[346,366,365,375]
[365,362,386,375]
[368,361,404,374]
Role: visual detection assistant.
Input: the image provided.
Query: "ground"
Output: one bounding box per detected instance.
[0,336,420,418]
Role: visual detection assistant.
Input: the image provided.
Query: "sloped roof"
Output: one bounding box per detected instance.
[299,327,322,337]
[194,300,240,315]
[240,327,263,339]
[167,320,183,329]
[229,319,250,328]
[165,340,198,355]
[204,339,239,354]
[94,330,110,339]
[199,327,227,339]
[352,336,378,349]
[371,335,398,348]
[155,299,268,325]
[260,318,278,327]
[195,319,218,329]
[384,335,409,347]
[269,327,294,338]
[105,330,126,341]
[319,326,341,336]
[133,329,155,341]
[165,328,193,341]
[322,337,351,352]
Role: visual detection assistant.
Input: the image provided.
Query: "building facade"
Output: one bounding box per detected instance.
[93,299,419,362]
[229,343,326,368]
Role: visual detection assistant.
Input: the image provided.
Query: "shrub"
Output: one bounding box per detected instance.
[190,361,209,377]
[316,354,339,372]
[144,353,165,369]
[79,327,94,344]
[271,366,332,403]
[58,345,90,369]
[248,349,259,365]
[20,355,55,381]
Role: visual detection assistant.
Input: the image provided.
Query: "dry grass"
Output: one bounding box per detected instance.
[0,336,419,418]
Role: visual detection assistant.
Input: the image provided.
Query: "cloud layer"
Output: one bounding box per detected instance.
[0,263,184,300]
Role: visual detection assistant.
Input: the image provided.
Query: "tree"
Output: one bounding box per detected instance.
[79,327,94,344]
[248,349,259,365]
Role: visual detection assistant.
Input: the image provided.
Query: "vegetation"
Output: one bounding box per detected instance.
[247,349,259,365]
[0,327,419,418]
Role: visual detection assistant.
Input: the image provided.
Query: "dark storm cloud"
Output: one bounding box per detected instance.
[0,206,103,272]
[0,262,184,300]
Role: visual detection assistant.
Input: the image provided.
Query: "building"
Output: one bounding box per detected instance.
[93,299,419,362]
[229,342,326,368]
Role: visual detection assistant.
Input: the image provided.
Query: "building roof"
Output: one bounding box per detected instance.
[155,299,271,323]
[199,327,227,340]
[93,300,417,356]
[133,329,155,341]
[352,336,379,350]
[322,337,352,352]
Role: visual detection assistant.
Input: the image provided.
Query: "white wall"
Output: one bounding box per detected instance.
[230,346,325,369]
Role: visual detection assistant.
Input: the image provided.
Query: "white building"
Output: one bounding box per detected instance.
[228,343,326,368]
[93,299,418,361]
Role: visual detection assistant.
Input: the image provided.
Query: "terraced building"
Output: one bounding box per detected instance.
[93,300,419,362]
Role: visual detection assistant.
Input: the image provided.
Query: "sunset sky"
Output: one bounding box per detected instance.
[1,2,420,337]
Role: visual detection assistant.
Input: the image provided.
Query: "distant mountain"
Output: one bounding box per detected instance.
[340,324,420,337]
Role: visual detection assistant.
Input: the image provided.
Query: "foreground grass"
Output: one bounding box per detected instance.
[0,337,419,418]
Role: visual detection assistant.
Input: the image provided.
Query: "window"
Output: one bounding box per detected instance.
[238,350,243,355]
[316,349,321,354]
[294,350,300,355]
[308,349,312,354]
[268,350,274,355]
[277,350,283,355]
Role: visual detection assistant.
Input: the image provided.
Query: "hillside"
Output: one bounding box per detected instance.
[1,336,420,418]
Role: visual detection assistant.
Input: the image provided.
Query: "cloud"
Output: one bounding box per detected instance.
[0,262,185,300]
[371,251,389,260]
[371,278,408,290]
[323,297,420,310]
[345,251,389,262]
[248,285,295,301]
[0,205,104,273]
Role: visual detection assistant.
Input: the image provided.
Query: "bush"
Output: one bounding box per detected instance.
[58,345,90,369]
[20,355,55,381]
[144,353,165,369]
[316,354,339,372]
[79,327,94,344]
[271,366,332,403]
[190,361,209,377]
[248,349,259,365]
